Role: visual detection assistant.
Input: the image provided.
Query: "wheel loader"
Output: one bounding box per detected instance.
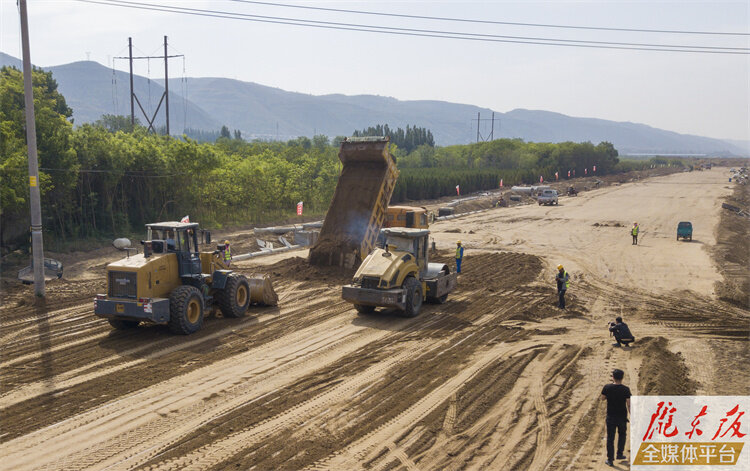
[94,221,277,334]
[342,228,457,318]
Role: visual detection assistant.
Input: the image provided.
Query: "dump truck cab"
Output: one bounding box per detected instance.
[384,206,430,229]
[94,221,277,334]
[342,228,457,318]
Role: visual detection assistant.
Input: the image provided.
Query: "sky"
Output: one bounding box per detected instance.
[1,0,748,141]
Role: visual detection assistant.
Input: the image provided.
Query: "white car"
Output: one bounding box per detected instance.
[537,189,559,206]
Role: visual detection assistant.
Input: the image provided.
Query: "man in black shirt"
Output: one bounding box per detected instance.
[609,317,635,347]
[601,369,631,466]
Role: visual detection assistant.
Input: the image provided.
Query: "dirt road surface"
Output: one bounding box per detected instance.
[1,169,747,471]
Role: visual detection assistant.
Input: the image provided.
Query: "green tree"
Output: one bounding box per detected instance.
[95,114,140,133]
[220,125,231,139]
[0,66,77,245]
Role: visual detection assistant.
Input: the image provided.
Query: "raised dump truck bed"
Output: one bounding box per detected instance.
[309,137,399,267]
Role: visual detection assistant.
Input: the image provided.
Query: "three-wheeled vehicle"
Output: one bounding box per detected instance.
[677,221,693,241]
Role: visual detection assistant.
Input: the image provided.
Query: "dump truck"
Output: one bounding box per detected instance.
[94,221,277,334]
[309,137,399,268]
[342,228,457,318]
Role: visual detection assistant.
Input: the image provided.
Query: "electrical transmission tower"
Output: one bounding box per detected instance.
[475,112,499,143]
[114,36,184,134]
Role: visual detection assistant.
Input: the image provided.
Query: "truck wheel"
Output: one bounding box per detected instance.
[400,277,423,318]
[168,285,204,334]
[216,273,251,318]
[688,235,692,241]
[354,304,375,315]
[108,319,139,330]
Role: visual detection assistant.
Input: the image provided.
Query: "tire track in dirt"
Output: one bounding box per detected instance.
[0,283,320,408]
[0,312,406,471]
[306,339,548,470]
[0,294,348,441]
[136,275,537,470]
[145,340,432,470]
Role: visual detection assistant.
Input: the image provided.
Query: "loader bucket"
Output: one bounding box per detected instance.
[248,274,278,306]
[309,137,399,267]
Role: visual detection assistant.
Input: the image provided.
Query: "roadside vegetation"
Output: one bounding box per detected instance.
[1,66,681,250]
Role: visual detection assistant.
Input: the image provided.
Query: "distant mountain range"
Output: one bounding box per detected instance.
[1,52,746,156]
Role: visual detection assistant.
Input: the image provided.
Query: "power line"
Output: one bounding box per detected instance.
[75,0,749,55]
[229,0,750,37]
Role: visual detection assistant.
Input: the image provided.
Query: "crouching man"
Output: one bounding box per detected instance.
[608,317,635,347]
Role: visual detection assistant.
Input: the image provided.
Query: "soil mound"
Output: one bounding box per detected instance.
[637,336,697,395]
[260,256,355,285]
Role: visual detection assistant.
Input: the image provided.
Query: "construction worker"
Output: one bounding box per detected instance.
[556,264,570,309]
[455,241,464,274]
[601,369,631,466]
[223,240,232,266]
[608,317,635,347]
[631,222,639,245]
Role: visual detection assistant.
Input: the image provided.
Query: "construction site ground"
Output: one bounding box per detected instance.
[1,168,748,470]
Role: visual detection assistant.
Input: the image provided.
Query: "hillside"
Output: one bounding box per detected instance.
[1,52,744,155]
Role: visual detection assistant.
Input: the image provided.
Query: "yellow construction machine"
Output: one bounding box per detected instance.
[94,221,277,334]
[384,206,430,229]
[309,137,399,268]
[342,227,457,318]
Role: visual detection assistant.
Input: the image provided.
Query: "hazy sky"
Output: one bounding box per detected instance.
[1,0,748,141]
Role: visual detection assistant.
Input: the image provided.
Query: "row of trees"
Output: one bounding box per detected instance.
[353,124,434,153]
[0,66,340,249]
[1,65,678,250]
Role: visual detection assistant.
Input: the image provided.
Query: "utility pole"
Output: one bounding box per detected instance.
[490,112,495,141]
[19,0,45,296]
[163,35,170,135]
[476,112,480,143]
[128,37,135,128]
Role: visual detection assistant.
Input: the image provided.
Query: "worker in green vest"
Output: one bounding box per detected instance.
[631,222,639,245]
[455,241,464,274]
[223,240,232,266]
[556,264,570,309]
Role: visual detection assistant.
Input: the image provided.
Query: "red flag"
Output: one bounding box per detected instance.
[539,175,543,183]
[296,201,303,215]
[456,185,460,195]
[593,165,597,172]
[180,215,190,223]
[499,179,503,188]
[555,171,559,180]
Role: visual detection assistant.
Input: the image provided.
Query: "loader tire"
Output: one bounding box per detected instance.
[108,319,140,330]
[354,304,375,315]
[217,273,250,318]
[400,277,423,318]
[168,285,204,335]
